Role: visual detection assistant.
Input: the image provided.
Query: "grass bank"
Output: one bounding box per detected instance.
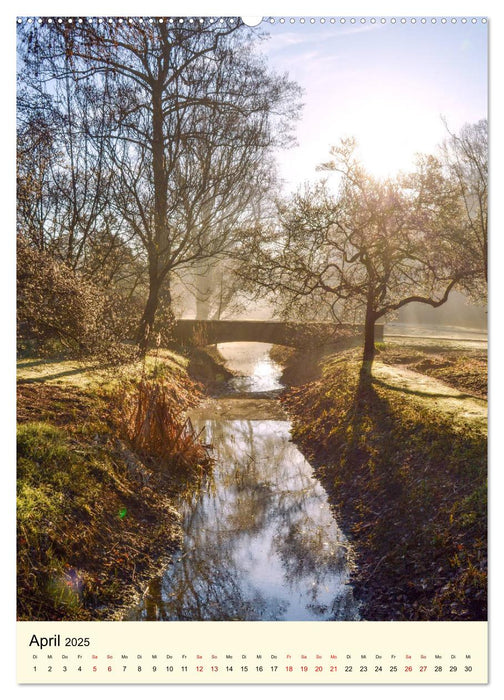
[378,340,487,398]
[17,350,211,621]
[280,346,487,621]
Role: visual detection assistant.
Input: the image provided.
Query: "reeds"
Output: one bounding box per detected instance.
[112,378,212,474]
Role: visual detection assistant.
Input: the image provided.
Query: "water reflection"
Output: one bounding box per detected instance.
[126,343,359,621]
[218,342,284,393]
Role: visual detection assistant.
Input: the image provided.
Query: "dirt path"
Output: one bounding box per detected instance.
[373,361,487,432]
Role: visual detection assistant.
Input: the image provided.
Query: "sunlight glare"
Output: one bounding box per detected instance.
[351,105,443,179]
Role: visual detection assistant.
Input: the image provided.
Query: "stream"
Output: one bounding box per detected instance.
[126,342,360,621]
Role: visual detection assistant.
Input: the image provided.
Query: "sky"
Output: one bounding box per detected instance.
[256,18,488,190]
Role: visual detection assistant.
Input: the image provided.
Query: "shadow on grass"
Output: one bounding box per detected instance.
[283,351,487,620]
[17,366,99,384]
[371,376,477,402]
[349,366,393,437]
[340,368,401,498]
[318,363,486,619]
[17,358,62,369]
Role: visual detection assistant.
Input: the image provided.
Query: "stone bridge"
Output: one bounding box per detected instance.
[173,319,383,348]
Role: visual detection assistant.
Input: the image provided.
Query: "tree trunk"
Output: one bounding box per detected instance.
[137,83,171,353]
[362,301,377,372]
[151,86,168,252]
[136,274,161,354]
[195,262,213,320]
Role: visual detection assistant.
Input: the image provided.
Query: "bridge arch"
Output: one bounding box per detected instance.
[173,319,383,348]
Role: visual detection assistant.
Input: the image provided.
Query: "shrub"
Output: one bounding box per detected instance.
[17,237,135,362]
[110,377,212,474]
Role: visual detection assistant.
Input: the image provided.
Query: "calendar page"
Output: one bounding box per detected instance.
[15,3,489,687]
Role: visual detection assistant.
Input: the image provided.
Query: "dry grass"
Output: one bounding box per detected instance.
[16,347,189,388]
[17,349,211,620]
[281,351,487,621]
[110,377,212,474]
[378,341,487,398]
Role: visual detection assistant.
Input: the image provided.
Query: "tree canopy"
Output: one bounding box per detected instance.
[17,21,486,366]
[241,137,485,367]
[17,19,302,352]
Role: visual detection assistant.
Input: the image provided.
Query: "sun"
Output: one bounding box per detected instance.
[350,102,445,180]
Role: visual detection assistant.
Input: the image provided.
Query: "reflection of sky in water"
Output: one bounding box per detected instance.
[126,343,359,622]
[218,342,284,392]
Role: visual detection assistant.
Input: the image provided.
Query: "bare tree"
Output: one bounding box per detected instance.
[19,20,302,353]
[17,47,133,286]
[242,139,473,369]
[181,256,251,320]
[17,92,54,252]
[440,119,488,301]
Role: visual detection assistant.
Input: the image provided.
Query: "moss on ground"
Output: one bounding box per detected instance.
[281,349,487,621]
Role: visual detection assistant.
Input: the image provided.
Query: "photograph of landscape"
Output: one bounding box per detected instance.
[16,16,487,623]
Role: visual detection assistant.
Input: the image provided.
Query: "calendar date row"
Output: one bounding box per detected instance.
[32,663,474,674]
